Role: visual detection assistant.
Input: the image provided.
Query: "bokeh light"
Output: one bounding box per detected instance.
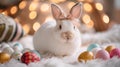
[19,1,27,9]
[40,3,50,12]
[33,22,41,31]
[86,20,94,28]
[95,3,103,11]
[23,24,30,34]
[29,11,37,20]
[10,6,18,14]
[103,14,109,24]
[29,2,38,11]
[82,14,91,24]
[50,0,66,3]
[83,3,92,12]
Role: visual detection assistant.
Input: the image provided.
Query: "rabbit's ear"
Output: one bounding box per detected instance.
[51,4,65,20]
[69,2,82,19]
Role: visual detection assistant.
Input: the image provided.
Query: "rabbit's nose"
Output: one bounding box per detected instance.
[61,31,73,40]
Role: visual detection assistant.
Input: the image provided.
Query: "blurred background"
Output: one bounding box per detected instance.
[0,0,120,35]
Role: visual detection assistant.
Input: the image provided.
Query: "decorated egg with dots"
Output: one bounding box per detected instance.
[78,51,94,62]
[0,14,24,42]
[0,52,11,64]
[110,48,120,58]
[105,45,115,54]
[95,50,110,60]
[87,43,100,51]
[13,42,23,52]
[21,51,40,65]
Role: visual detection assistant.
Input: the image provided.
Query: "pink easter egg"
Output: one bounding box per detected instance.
[95,50,110,60]
[110,48,120,58]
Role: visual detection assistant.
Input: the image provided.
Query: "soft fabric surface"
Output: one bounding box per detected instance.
[0,24,120,67]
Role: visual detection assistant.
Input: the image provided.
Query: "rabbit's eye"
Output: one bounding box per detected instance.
[59,25,62,30]
[74,26,75,29]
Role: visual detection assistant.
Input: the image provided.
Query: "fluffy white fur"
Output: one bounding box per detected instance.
[33,3,82,56]
[1,23,120,67]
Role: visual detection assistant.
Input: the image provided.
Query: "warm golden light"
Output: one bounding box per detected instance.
[67,2,75,9]
[40,3,49,12]
[82,14,91,24]
[95,3,103,11]
[50,0,66,3]
[14,18,19,23]
[45,16,54,22]
[83,3,92,12]
[103,14,109,24]
[33,22,41,31]
[29,11,37,20]
[19,1,27,9]
[23,24,30,34]
[29,2,38,11]
[10,6,18,14]
[78,0,93,2]
[2,11,8,15]
[86,20,94,28]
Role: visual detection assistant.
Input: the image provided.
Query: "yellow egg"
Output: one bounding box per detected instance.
[0,52,11,64]
[78,51,94,62]
[105,45,115,53]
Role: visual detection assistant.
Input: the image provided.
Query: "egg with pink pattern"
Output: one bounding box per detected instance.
[95,50,110,60]
[110,48,120,58]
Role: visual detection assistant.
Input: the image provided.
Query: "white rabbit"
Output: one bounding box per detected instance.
[33,2,82,57]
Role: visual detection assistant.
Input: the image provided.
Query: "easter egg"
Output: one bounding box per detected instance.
[91,47,102,56]
[12,52,22,60]
[110,48,120,58]
[0,14,24,42]
[105,45,115,53]
[21,52,40,65]
[13,42,23,52]
[1,43,14,55]
[2,47,14,55]
[0,52,11,63]
[95,50,110,60]
[87,44,100,51]
[78,51,94,62]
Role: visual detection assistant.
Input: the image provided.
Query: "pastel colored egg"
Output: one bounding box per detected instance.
[87,43,100,51]
[2,47,14,55]
[12,52,22,60]
[0,52,11,64]
[78,51,94,62]
[13,42,23,52]
[91,47,102,56]
[110,48,120,58]
[105,45,115,53]
[95,50,110,60]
